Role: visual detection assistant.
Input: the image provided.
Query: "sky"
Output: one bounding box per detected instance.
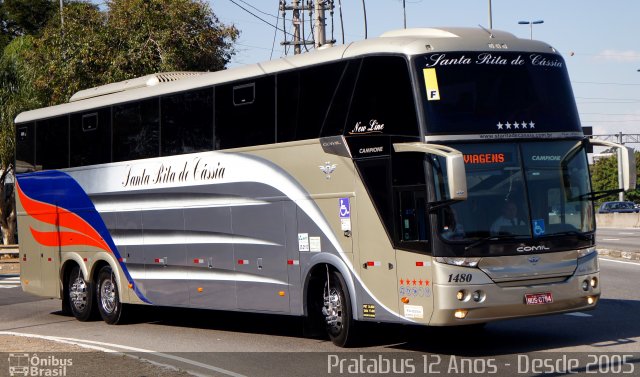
[209,0,640,147]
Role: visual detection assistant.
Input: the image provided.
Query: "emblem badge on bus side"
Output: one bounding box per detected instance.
[319,162,337,179]
[528,256,541,265]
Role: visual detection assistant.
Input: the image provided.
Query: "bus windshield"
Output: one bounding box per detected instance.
[439,141,594,244]
[414,51,581,135]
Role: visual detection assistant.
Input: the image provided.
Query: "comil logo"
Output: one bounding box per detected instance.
[517,245,550,253]
[8,353,73,377]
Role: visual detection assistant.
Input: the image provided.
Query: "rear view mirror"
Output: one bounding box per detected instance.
[588,139,637,191]
[393,142,468,201]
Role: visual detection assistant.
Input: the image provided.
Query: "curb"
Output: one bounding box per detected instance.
[598,249,640,262]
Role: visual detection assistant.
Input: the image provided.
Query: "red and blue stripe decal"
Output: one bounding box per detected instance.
[16,170,151,304]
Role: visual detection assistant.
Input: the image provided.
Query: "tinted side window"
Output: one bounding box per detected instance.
[346,56,418,137]
[321,60,360,137]
[161,88,213,156]
[16,122,35,171]
[215,76,275,149]
[355,158,394,241]
[277,62,346,142]
[70,108,111,167]
[36,116,69,170]
[113,98,159,161]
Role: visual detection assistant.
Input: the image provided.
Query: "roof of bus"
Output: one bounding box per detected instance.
[15,27,558,124]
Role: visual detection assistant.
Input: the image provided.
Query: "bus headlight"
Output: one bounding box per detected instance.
[578,247,596,258]
[435,257,481,267]
[576,247,598,275]
[590,277,598,289]
[472,290,485,303]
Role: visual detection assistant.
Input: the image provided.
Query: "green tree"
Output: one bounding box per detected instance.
[105,0,237,81]
[590,151,640,205]
[28,0,238,105]
[0,0,55,50]
[0,36,40,244]
[0,0,238,244]
[27,2,107,105]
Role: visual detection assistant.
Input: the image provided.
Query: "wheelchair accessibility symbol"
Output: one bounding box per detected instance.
[339,198,351,219]
[533,219,545,237]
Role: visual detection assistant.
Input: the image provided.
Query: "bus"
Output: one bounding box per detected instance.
[14,27,636,347]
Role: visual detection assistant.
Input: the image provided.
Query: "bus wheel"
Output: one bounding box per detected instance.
[96,265,123,324]
[68,265,94,321]
[323,271,354,347]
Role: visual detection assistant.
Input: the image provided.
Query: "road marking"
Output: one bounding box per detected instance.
[564,312,592,317]
[618,232,635,235]
[601,238,620,241]
[0,331,247,377]
[600,258,640,266]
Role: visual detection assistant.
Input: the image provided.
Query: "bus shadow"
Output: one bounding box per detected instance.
[387,298,640,355]
[121,298,640,354]
[126,305,311,339]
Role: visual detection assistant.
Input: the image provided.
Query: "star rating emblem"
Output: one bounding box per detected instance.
[521,121,527,129]
[514,121,520,129]
[529,121,535,129]
[497,122,503,130]
[505,122,511,130]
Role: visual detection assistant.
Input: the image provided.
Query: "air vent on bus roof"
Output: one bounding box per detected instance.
[69,72,203,102]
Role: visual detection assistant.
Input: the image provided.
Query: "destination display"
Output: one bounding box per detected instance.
[415,51,582,138]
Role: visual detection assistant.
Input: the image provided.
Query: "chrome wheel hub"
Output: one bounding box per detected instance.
[70,274,87,312]
[322,286,343,332]
[100,274,117,314]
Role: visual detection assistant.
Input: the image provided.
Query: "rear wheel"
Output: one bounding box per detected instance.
[68,265,94,321]
[96,265,124,324]
[322,271,354,347]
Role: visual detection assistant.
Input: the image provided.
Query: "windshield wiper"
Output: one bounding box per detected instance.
[537,230,591,241]
[571,189,622,202]
[465,234,521,251]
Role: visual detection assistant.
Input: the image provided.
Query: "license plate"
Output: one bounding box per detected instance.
[525,292,553,305]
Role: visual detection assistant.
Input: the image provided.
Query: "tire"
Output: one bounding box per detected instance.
[323,271,354,347]
[68,265,95,321]
[96,265,124,324]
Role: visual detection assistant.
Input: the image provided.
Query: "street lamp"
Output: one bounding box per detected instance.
[518,20,544,40]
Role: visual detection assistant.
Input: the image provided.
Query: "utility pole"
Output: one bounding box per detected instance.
[280,0,313,55]
[314,0,326,48]
[281,1,335,54]
[488,0,492,29]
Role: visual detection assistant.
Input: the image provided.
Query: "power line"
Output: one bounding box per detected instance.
[234,0,279,19]
[270,3,280,59]
[227,0,296,39]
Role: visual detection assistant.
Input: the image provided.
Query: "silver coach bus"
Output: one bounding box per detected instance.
[14,28,635,347]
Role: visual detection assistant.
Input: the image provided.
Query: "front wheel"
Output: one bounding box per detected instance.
[68,265,94,321]
[96,265,124,324]
[322,271,354,347]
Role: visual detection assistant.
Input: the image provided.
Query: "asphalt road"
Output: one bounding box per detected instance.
[596,227,640,252]
[1,259,639,377]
